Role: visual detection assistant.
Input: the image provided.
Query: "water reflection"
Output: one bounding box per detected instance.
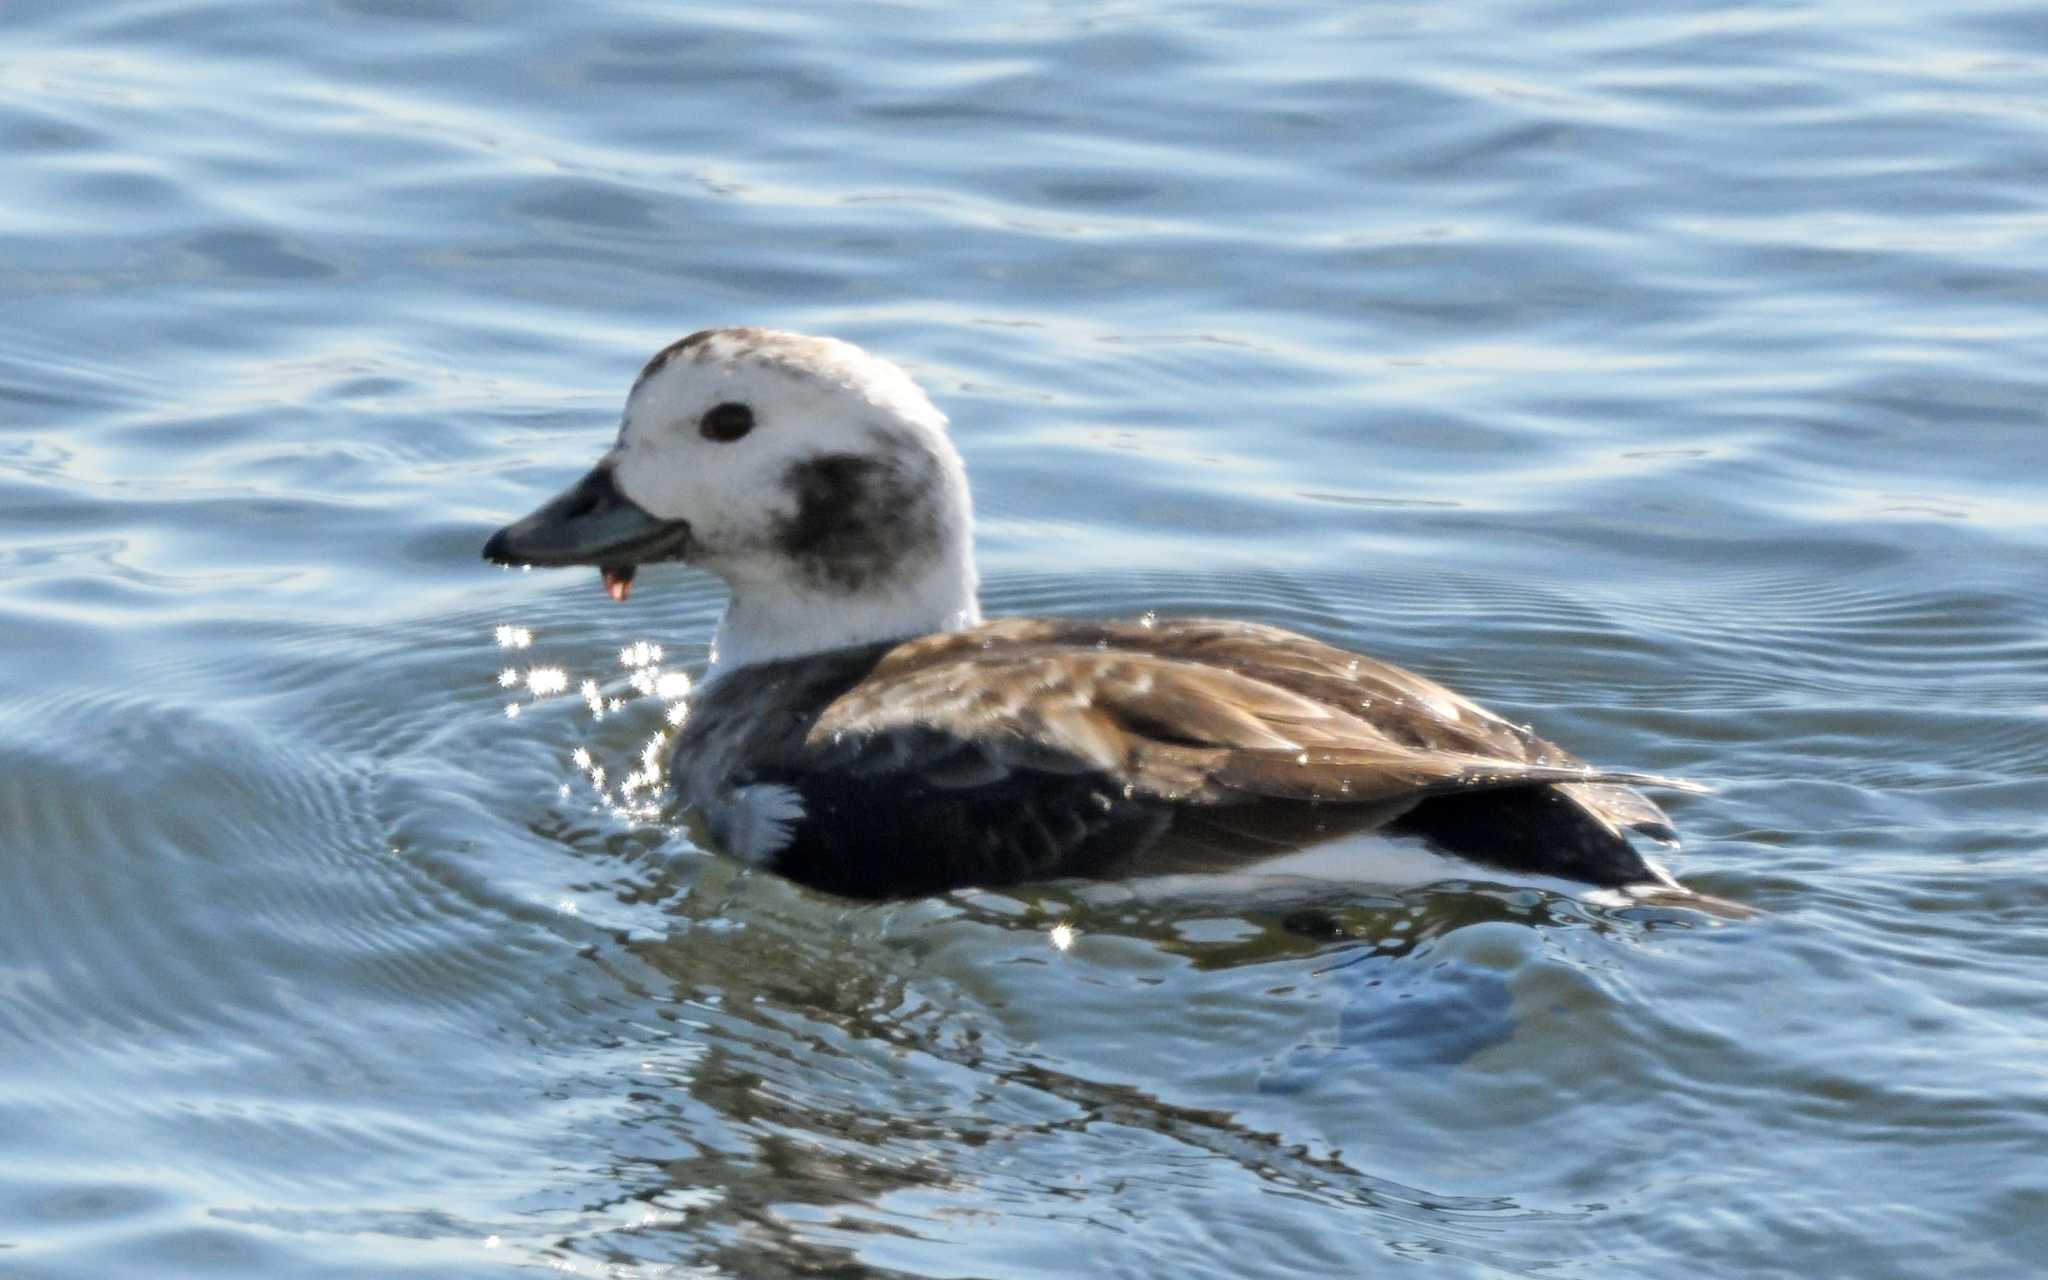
[576,883,1594,1278]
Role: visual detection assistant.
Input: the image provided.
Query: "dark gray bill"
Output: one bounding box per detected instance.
[482,464,692,601]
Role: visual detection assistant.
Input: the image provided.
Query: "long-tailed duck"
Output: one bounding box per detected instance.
[485,328,1724,907]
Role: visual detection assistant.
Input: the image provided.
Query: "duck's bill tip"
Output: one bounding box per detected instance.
[481,465,692,589]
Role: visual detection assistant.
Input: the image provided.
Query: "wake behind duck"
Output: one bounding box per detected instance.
[485,327,1727,909]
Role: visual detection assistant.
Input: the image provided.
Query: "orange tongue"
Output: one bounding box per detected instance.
[600,565,635,602]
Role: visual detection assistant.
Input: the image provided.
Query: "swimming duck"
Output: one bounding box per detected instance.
[484,328,1718,905]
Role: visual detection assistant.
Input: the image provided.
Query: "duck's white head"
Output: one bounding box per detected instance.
[484,328,981,673]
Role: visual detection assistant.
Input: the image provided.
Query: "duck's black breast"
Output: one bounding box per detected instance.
[671,617,1692,899]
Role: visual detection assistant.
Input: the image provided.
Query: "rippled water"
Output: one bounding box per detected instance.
[4,1,2046,1276]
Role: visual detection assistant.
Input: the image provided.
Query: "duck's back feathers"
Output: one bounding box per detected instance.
[673,617,1702,898]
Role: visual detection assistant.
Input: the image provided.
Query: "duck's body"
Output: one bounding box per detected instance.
[485,327,1717,906]
[674,616,1700,900]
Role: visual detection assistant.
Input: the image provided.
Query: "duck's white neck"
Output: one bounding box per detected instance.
[705,556,982,677]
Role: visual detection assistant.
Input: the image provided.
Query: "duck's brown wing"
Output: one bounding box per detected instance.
[1039,617,1689,846]
[765,619,1700,891]
[806,632,1696,805]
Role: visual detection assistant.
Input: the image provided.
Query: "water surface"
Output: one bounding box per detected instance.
[2,1,2045,1276]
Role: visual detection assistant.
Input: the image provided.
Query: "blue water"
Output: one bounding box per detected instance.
[3,1,2045,1276]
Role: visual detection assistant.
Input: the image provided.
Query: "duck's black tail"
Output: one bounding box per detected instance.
[1391,783,1751,918]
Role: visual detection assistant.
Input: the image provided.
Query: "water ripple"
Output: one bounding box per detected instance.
[4,0,2047,1274]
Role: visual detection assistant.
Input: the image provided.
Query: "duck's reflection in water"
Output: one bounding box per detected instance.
[521,874,1650,1277]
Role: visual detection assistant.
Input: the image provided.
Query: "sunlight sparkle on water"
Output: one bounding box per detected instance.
[490,628,683,822]
[655,670,691,699]
[1049,923,1076,951]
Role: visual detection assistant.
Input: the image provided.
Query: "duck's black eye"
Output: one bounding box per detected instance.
[699,401,755,443]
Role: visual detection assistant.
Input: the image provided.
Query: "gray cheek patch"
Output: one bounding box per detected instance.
[774,435,941,592]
